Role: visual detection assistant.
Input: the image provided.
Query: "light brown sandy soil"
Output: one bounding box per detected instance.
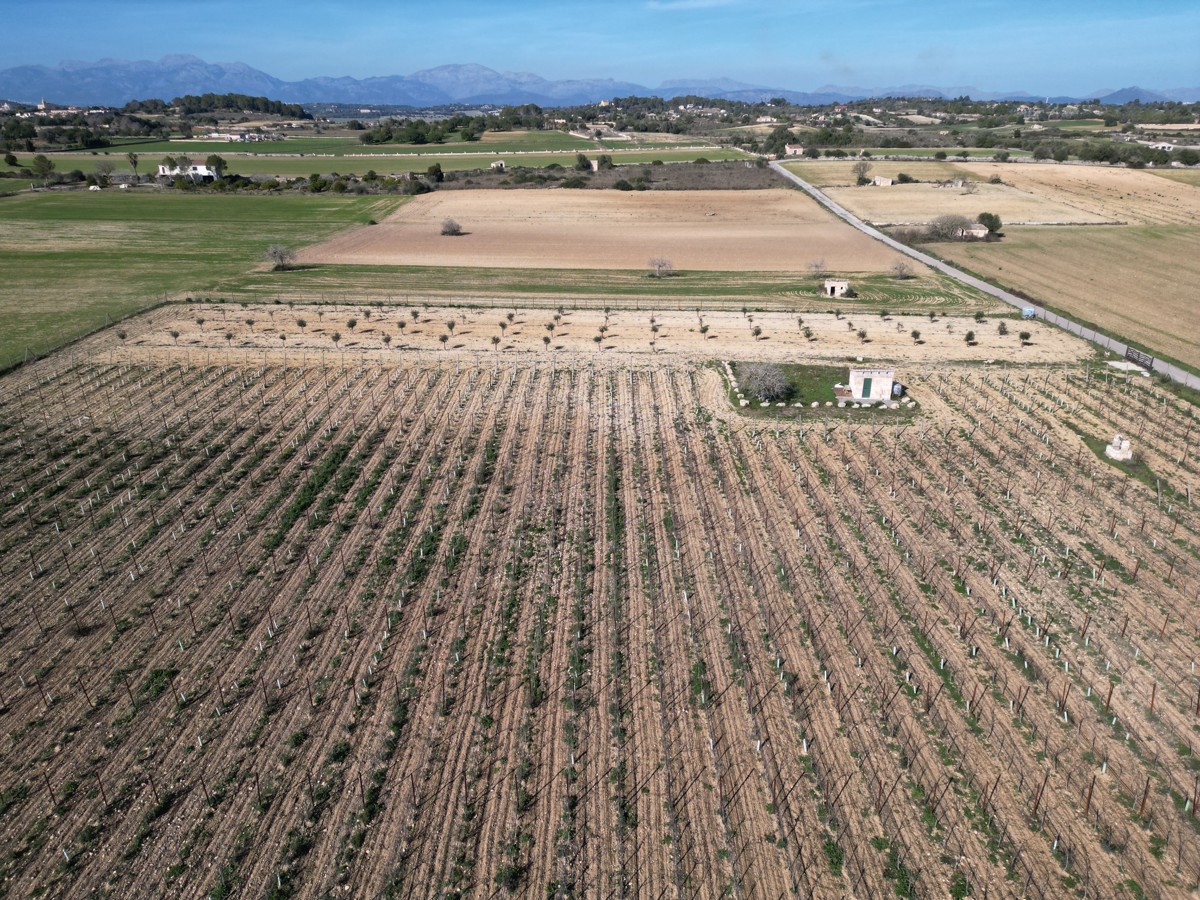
[117,302,1086,369]
[296,188,928,273]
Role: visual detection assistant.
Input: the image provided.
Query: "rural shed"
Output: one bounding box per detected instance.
[823,279,851,298]
[836,368,895,403]
[872,176,894,187]
[490,160,506,171]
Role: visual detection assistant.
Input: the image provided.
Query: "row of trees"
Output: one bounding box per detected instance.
[122,93,310,119]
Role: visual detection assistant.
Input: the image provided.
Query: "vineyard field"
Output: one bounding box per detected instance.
[0,310,1198,899]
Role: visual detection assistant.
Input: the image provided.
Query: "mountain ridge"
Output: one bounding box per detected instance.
[1,55,1195,108]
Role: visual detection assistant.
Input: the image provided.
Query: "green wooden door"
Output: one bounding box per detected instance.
[861,377,872,399]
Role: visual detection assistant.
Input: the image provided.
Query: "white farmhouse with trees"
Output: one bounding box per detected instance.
[157,159,220,181]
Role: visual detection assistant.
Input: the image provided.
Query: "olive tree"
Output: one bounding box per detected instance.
[265,244,296,271]
[927,214,972,241]
[737,362,793,403]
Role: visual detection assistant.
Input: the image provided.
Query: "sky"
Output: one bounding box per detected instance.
[8,0,1200,94]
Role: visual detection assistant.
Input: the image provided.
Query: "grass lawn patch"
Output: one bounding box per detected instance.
[0,191,403,368]
[725,361,918,422]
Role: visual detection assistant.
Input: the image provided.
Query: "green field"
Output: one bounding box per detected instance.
[1147,168,1200,186]
[213,262,993,314]
[0,191,403,368]
[1045,119,1108,130]
[38,147,749,179]
[0,177,39,193]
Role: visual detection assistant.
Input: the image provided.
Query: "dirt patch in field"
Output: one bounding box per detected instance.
[297,189,924,273]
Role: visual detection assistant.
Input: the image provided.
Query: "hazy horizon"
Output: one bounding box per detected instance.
[10,0,1199,98]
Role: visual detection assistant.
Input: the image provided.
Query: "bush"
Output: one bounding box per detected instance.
[612,179,633,191]
[927,214,971,241]
[440,218,462,236]
[561,175,588,188]
[897,172,915,183]
[977,212,1002,234]
[933,150,947,160]
[737,362,793,403]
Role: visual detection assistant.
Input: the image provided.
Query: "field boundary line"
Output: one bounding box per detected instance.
[770,160,1200,391]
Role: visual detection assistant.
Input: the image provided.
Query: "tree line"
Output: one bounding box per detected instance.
[122,93,311,119]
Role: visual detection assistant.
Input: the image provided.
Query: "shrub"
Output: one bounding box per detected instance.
[440,218,462,236]
[738,362,793,403]
[927,214,971,241]
[977,212,1002,234]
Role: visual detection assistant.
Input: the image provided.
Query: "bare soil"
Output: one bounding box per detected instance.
[297,188,929,273]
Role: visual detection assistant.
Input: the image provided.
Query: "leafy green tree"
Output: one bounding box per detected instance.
[977,212,1002,234]
[3,152,17,167]
[30,154,54,180]
[762,124,797,157]
[126,152,139,178]
[205,155,227,176]
[426,162,443,182]
[574,153,592,172]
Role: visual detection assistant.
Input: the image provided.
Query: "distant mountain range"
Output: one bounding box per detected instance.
[1,55,1196,108]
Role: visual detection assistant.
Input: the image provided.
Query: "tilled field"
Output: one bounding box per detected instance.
[1,327,1198,899]
[297,189,921,273]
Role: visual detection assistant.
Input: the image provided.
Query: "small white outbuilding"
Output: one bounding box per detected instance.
[824,279,851,298]
[837,368,895,403]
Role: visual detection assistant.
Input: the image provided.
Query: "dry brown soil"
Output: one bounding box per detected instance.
[297,189,926,273]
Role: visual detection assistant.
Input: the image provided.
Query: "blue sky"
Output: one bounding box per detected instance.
[10,0,1200,93]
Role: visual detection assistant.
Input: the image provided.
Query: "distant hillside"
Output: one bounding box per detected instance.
[1,56,1197,107]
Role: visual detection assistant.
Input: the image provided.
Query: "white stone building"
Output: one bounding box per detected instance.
[823,279,851,298]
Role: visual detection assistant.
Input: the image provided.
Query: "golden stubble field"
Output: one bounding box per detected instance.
[787,160,1200,227]
[936,225,1200,368]
[789,160,1200,367]
[296,189,926,274]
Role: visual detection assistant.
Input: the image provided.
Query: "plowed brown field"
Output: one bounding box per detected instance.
[297,189,925,273]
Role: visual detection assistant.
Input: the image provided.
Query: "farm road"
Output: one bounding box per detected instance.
[770,161,1200,390]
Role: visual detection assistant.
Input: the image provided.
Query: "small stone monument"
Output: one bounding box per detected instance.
[1104,434,1133,462]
